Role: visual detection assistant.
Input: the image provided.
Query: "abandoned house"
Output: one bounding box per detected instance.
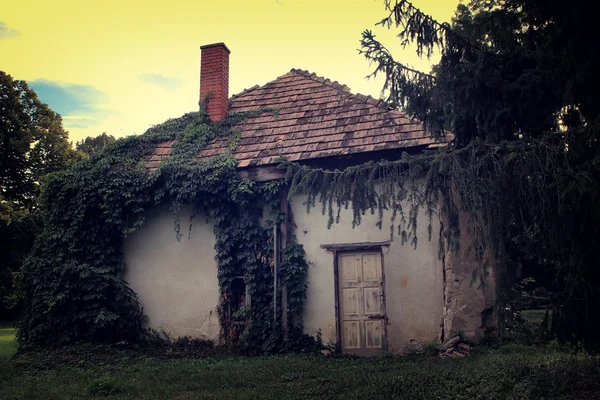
[123,42,496,355]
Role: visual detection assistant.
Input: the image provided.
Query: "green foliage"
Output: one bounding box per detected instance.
[281,241,309,326]
[17,105,314,353]
[0,71,79,212]
[363,0,599,147]
[357,0,600,353]
[0,71,80,321]
[75,132,116,158]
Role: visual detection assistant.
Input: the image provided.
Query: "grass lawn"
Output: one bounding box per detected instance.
[0,323,17,381]
[1,328,599,400]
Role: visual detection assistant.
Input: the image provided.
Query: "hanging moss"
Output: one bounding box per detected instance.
[283,151,446,247]
[283,123,600,353]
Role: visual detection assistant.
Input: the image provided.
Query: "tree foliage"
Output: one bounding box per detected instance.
[362,0,599,146]
[0,72,78,212]
[0,71,79,320]
[75,132,116,158]
[355,0,600,352]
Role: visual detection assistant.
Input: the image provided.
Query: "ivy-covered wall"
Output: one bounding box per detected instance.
[17,108,314,352]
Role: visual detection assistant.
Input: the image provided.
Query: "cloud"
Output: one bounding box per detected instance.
[0,22,22,39]
[138,73,182,91]
[29,80,117,129]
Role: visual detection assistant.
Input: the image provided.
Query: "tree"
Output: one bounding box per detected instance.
[76,132,116,158]
[0,71,78,319]
[361,0,600,352]
[362,0,599,146]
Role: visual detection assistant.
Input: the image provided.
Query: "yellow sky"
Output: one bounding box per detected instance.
[1,0,457,142]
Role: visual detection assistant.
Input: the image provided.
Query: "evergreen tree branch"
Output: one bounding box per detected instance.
[379,0,453,57]
[379,0,482,57]
[359,30,445,137]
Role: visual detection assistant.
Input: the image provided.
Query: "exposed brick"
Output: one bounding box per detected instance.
[200,43,230,122]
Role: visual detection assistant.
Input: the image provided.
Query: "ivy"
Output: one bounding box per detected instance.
[17,107,316,354]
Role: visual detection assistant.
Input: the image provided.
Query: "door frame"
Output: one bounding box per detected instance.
[323,241,390,354]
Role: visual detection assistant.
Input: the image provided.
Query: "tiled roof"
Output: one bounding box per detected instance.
[145,69,451,171]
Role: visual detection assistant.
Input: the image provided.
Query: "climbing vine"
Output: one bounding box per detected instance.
[17,106,314,353]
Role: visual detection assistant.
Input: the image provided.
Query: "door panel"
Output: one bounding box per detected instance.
[365,320,383,348]
[342,288,359,314]
[338,251,386,356]
[340,254,359,282]
[364,287,381,314]
[343,321,360,348]
[362,254,380,281]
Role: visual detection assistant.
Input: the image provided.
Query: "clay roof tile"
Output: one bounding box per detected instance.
[145,69,452,170]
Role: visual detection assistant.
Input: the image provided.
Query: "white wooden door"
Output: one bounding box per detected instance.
[338,251,386,356]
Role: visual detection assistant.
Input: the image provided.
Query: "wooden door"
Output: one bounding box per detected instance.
[337,251,386,356]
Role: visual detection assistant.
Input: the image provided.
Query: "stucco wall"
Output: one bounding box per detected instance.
[122,193,494,352]
[290,195,444,353]
[123,205,220,340]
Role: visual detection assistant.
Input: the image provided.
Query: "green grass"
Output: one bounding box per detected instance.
[0,324,17,381]
[0,336,599,399]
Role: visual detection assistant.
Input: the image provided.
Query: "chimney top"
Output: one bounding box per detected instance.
[200,42,231,54]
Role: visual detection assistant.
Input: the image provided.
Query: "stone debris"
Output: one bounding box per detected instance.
[440,336,461,351]
[439,337,471,358]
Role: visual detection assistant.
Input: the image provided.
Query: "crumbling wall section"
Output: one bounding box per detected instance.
[442,204,497,341]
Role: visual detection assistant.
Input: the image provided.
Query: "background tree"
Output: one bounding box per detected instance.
[361,0,600,352]
[0,71,78,320]
[76,132,115,158]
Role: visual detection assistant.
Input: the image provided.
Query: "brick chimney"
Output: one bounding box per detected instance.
[200,42,230,122]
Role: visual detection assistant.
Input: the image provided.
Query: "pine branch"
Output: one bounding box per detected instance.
[379,0,478,57]
[359,30,444,137]
[379,0,451,57]
[360,30,435,81]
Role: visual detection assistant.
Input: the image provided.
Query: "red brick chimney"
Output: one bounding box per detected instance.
[200,42,230,122]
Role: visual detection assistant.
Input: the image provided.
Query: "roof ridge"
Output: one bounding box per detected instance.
[289,68,352,94]
[289,68,393,110]
[230,84,260,100]
[230,69,396,112]
[229,70,300,101]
